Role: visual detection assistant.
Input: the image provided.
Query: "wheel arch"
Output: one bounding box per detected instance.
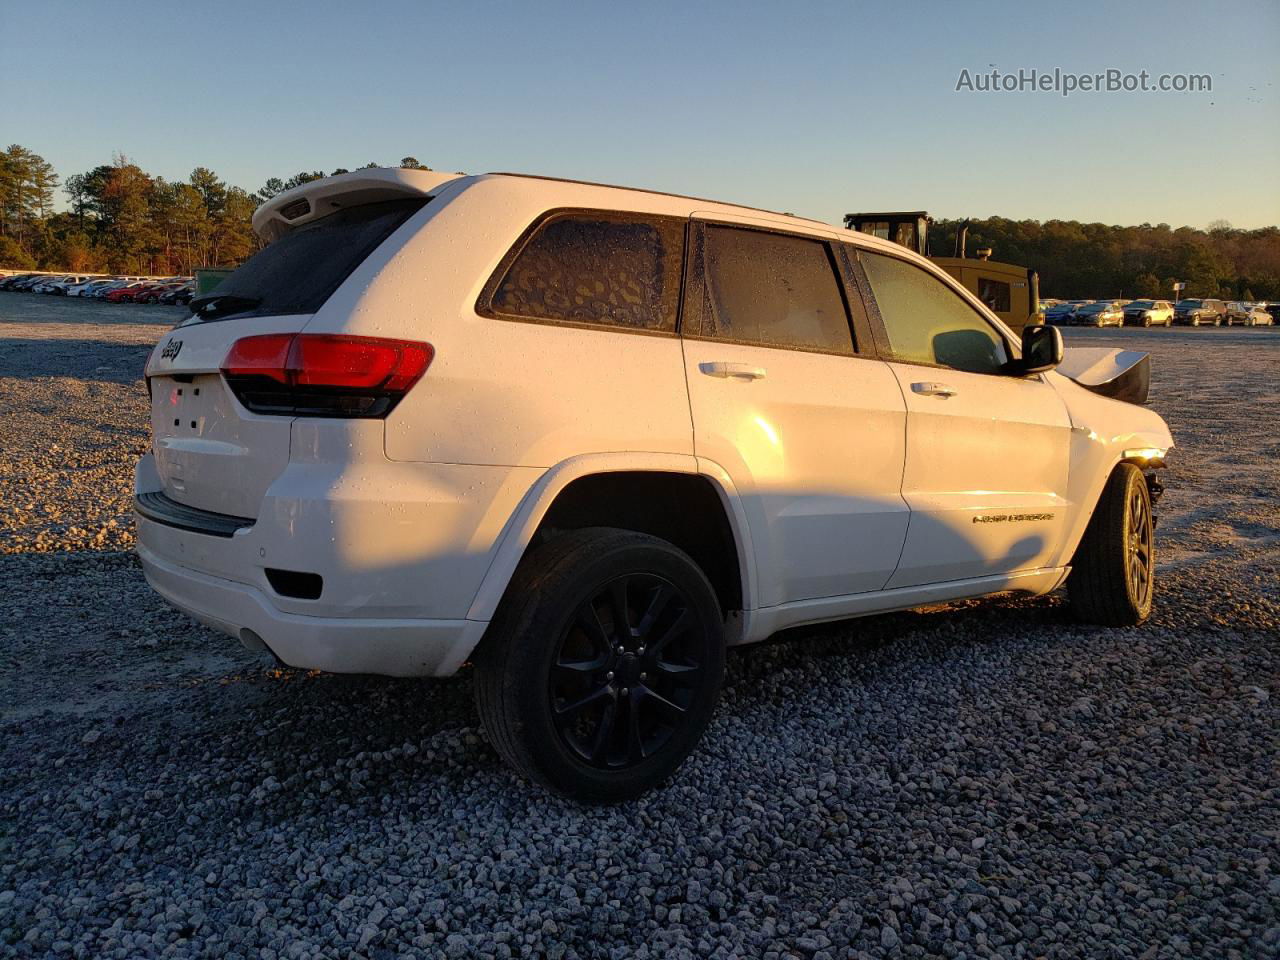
[465,454,755,627]
[1058,439,1170,571]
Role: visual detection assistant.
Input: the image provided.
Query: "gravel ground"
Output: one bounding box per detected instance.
[1,292,1277,959]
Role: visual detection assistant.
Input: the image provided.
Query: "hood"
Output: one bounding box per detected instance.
[1056,347,1150,405]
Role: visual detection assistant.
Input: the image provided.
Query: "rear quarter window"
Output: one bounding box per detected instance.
[480,212,685,333]
[187,198,426,322]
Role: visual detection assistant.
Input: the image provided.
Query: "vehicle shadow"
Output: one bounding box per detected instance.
[131,587,1072,816]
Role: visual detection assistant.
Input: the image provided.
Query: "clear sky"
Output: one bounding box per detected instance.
[3,0,1277,228]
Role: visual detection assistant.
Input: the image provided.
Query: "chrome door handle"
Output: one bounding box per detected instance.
[911,381,957,398]
[699,362,767,381]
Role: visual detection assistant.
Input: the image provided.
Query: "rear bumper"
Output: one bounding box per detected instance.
[134,446,542,676]
[137,540,486,676]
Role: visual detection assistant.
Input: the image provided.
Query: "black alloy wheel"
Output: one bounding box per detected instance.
[474,528,725,803]
[549,573,703,770]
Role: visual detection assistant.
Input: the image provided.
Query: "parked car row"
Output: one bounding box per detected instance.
[1222,300,1275,326]
[0,272,195,305]
[1045,299,1138,327]
[1043,296,1275,328]
[1171,298,1276,326]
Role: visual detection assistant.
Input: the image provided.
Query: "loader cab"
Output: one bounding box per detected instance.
[845,211,931,256]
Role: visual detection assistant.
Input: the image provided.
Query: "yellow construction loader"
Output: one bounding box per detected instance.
[844,211,1043,334]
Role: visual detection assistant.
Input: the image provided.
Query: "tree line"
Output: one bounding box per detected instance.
[3,142,1277,299]
[0,144,431,276]
[929,216,1280,301]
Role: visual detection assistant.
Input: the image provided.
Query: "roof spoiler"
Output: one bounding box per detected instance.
[251,168,464,242]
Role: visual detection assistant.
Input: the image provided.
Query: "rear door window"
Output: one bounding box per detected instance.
[696,226,854,355]
[483,212,684,332]
[187,199,427,322]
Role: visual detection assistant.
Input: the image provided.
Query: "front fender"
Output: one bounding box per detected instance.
[1048,372,1174,566]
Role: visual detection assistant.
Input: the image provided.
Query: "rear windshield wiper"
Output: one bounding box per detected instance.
[189,294,263,320]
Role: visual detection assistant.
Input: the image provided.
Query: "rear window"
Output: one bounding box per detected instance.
[482,212,684,332]
[187,199,426,322]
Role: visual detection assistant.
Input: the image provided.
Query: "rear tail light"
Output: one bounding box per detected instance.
[221,333,432,418]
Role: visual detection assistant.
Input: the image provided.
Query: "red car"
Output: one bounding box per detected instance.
[136,282,186,304]
[105,282,154,303]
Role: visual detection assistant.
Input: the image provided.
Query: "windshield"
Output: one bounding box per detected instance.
[186,198,427,323]
[1177,300,1203,308]
[1128,300,1154,308]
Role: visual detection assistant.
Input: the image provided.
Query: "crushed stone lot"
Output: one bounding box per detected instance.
[0,292,1277,959]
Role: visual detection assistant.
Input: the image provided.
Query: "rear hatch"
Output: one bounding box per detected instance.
[148,317,308,518]
[145,197,430,519]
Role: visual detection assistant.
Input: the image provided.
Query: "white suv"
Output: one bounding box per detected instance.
[136,168,1173,801]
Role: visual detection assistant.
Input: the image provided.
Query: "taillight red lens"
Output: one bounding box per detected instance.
[220,333,433,418]
[287,335,432,390]
[221,333,294,383]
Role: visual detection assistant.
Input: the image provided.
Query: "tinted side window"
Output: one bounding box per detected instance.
[699,226,853,355]
[488,214,683,332]
[860,250,1010,375]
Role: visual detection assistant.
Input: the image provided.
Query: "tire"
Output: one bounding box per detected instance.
[474,527,725,803]
[1143,317,1151,327]
[1068,463,1155,626]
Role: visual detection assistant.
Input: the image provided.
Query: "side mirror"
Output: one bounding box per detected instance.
[1016,323,1063,374]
